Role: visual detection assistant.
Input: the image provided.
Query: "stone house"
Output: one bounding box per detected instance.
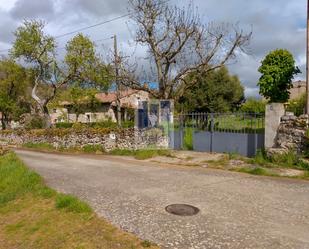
[50,90,150,124]
[289,80,306,100]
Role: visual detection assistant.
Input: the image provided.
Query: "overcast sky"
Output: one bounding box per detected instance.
[0,0,306,97]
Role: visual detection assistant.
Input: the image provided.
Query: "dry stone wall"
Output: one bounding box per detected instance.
[269,114,309,154]
[0,128,169,151]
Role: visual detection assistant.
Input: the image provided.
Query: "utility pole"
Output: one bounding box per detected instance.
[113,34,122,126]
[306,0,309,114]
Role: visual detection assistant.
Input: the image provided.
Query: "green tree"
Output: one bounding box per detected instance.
[286,93,306,116]
[0,59,31,129]
[240,98,266,114]
[177,67,244,113]
[258,49,300,102]
[11,20,111,128]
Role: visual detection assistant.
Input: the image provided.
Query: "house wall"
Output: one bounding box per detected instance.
[52,90,150,124]
[289,81,306,100]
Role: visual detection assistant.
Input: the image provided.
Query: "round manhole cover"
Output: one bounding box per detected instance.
[165,204,200,216]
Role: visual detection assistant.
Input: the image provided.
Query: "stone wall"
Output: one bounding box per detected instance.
[0,128,168,152]
[270,114,309,154]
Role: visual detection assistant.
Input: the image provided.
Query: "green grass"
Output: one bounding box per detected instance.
[214,116,264,132]
[248,149,309,171]
[183,127,193,150]
[110,149,172,160]
[0,152,44,206]
[23,142,54,151]
[236,167,278,177]
[55,194,92,213]
[82,144,105,153]
[0,152,159,249]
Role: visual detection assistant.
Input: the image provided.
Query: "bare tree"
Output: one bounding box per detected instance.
[121,0,251,99]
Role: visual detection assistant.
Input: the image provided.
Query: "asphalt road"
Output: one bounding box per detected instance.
[16,150,309,249]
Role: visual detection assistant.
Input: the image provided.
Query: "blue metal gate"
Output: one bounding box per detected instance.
[169,113,265,157]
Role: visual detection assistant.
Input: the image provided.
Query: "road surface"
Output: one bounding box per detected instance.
[16,150,309,249]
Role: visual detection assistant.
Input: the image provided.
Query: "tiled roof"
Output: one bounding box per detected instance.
[95,89,140,103]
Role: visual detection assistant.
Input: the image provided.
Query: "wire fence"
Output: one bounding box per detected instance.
[174,113,265,134]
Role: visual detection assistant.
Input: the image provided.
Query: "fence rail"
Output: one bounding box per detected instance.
[175,113,265,134]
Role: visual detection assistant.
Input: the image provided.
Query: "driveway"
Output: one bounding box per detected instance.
[16,150,309,249]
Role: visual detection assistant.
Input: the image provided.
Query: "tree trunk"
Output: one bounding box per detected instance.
[1,114,11,130]
[31,77,54,129]
[1,116,6,130]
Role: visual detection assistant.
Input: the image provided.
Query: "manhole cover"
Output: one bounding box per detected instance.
[165,204,200,216]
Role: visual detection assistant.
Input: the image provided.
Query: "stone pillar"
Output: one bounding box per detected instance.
[265,103,285,148]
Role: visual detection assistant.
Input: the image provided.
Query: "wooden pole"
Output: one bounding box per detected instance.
[113,35,121,126]
[306,0,309,114]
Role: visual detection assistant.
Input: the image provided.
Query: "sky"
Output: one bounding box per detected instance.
[0,0,306,98]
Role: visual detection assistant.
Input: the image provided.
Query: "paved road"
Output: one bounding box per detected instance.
[16,150,309,249]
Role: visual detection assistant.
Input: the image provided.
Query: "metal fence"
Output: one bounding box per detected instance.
[175,113,265,133]
[170,113,265,157]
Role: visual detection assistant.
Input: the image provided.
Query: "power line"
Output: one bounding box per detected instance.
[54,13,130,39]
[56,36,114,51]
[0,14,130,53]
[0,0,171,54]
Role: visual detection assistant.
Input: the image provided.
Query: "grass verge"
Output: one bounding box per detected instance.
[0,152,158,249]
[110,149,173,160]
[22,142,171,160]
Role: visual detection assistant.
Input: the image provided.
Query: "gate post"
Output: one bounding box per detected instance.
[265,103,285,149]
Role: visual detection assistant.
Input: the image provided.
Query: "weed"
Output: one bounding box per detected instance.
[141,240,152,247]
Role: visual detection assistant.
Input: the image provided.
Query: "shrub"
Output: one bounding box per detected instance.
[55,193,92,213]
[82,144,104,153]
[55,122,73,129]
[240,98,266,114]
[24,115,46,130]
[90,120,118,129]
[71,122,86,130]
[122,120,135,128]
[286,93,306,116]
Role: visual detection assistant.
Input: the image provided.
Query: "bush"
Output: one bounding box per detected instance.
[286,93,306,116]
[71,122,86,130]
[82,144,104,153]
[55,122,73,129]
[122,120,135,128]
[240,98,266,114]
[24,115,46,130]
[90,120,118,129]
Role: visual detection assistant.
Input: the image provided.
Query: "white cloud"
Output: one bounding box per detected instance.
[0,0,306,97]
